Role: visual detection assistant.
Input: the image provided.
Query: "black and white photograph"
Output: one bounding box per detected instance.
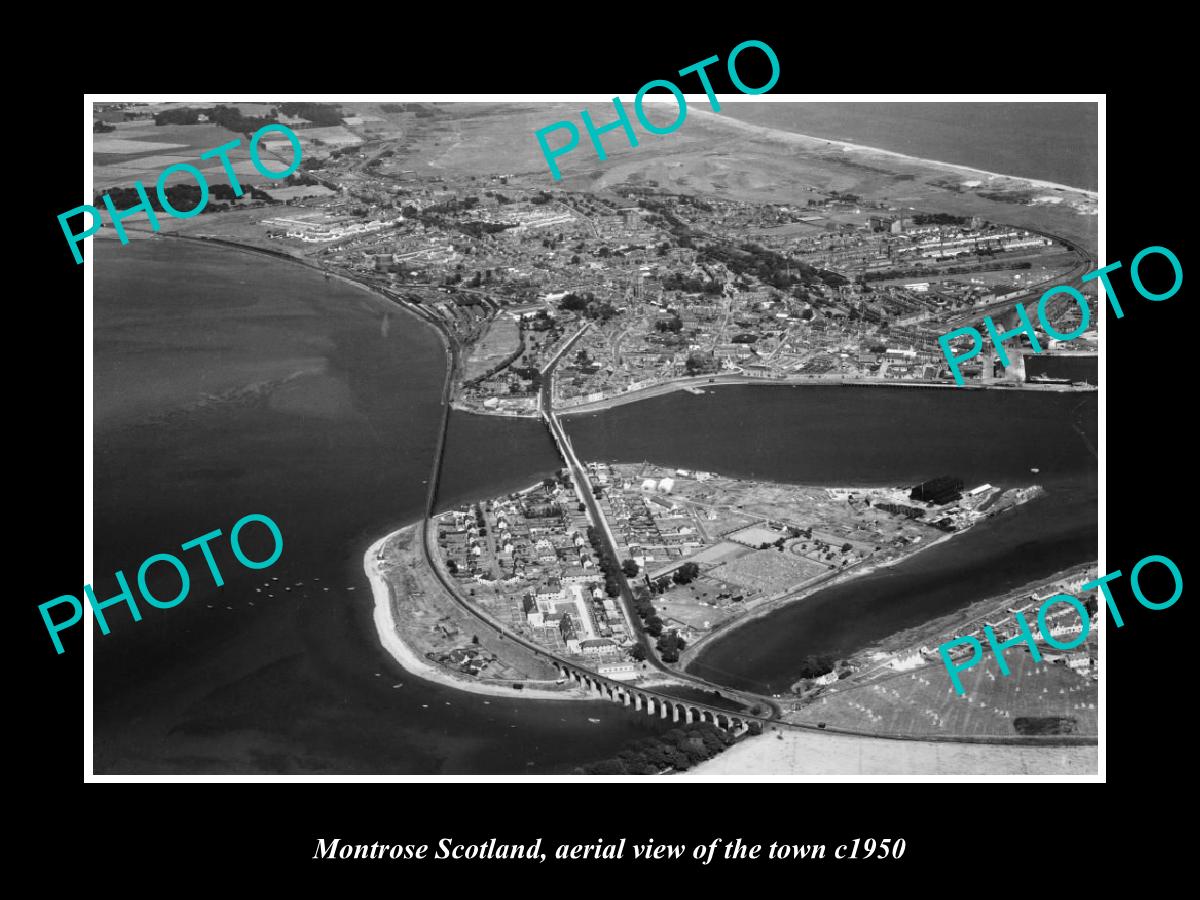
[76,92,1109,779]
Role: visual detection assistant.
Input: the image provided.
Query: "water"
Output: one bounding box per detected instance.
[92,238,673,774]
[437,412,561,512]
[93,241,1098,767]
[562,384,1097,694]
[721,102,1098,191]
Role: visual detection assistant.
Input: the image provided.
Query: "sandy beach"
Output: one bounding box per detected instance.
[682,727,1097,776]
[365,530,594,702]
[687,106,1099,201]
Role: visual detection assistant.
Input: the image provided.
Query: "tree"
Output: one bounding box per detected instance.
[621,558,639,578]
[841,542,853,553]
[657,630,684,662]
[656,315,683,333]
[630,645,646,661]
[796,654,836,679]
[684,351,719,376]
[672,562,700,584]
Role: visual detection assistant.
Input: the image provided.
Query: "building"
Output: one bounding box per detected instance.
[597,659,639,680]
[535,579,563,604]
[910,476,964,506]
[579,638,620,657]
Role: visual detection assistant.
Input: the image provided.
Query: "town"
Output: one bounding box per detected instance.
[89,100,1099,409]
[433,462,1043,686]
[89,101,1100,746]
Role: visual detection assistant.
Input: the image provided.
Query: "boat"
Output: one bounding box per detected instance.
[1028,374,1072,385]
[587,717,601,723]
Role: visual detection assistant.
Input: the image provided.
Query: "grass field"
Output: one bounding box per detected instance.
[714,547,830,594]
[462,314,522,382]
[93,121,321,191]
[790,649,1097,738]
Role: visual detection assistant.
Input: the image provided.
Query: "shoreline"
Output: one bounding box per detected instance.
[682,725,1097,776]
[141,228,1097,745]
[556,373,1092,418]
[678,526,961,671]
[688,106,1098,199]
[364,528,594,702]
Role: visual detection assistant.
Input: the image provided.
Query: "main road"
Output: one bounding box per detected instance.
[537,355,782,719]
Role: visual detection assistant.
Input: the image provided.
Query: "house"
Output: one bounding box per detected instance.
[561,566,599,585]
[579,638,620,657]
[535,579,563,603]
[597,659,638,681]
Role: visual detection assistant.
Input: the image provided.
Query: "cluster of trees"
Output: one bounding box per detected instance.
[673,562,700,584]
[662,272,721,294]
[912,213,970,226]
[657,630,686,662]
[655,315,684,333]
[529,191,553,206]
[796,654,836,679]
[154,104,283,134]
[576,723,739,775]
[458,221,515,239]
[426,195,480,215]
[586,527,623,598]
[525,309,555,332]
[277,103,343,126]
[558,292,618,323]
[638,563,700,662]
[700,242,850,291]
[731,333,759,344]
[93,120,115,133]
[558,292,590,312]
[698,242,800,291]
[283,172,322,187]
[684,351,719,376]
[97,182,272,215]
[154,107,203,126]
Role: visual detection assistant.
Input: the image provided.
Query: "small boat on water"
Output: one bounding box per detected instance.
[587,717,601,723]
[1031,467,1040,473]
